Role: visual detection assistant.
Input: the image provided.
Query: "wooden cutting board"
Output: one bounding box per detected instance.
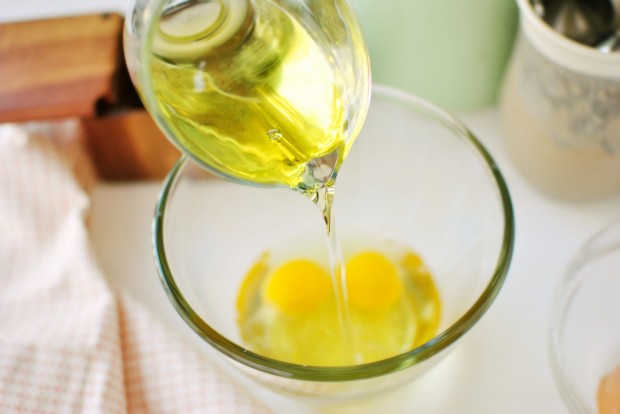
[0,13,123,121]
[0,13,179,180]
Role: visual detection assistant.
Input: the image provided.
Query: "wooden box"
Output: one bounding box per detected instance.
[0,13,179,180]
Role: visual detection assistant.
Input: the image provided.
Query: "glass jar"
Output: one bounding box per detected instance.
[500,0,620,200]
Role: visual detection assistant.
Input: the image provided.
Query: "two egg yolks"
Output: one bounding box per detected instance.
[263,251,403,313]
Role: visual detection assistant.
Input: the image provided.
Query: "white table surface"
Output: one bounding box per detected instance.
[5,2,620,412]
[87,108,620,414]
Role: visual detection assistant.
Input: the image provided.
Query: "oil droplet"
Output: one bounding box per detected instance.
[267,128,283,142]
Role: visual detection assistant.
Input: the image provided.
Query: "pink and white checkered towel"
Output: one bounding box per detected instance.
[0,120,270,414]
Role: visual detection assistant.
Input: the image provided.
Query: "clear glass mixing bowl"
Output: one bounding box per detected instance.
[550,218,620,413]
[154,85,514,400]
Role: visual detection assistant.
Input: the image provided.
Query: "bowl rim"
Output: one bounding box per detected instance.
[153,84,515,381]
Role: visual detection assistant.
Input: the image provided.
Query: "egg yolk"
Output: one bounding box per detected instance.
[345,251,402,312]
[263,259,331,313]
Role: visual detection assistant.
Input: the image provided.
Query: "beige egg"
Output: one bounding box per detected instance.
[598,365,620,414]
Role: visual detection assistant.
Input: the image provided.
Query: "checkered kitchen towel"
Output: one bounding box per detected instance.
[0,120,269,414]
